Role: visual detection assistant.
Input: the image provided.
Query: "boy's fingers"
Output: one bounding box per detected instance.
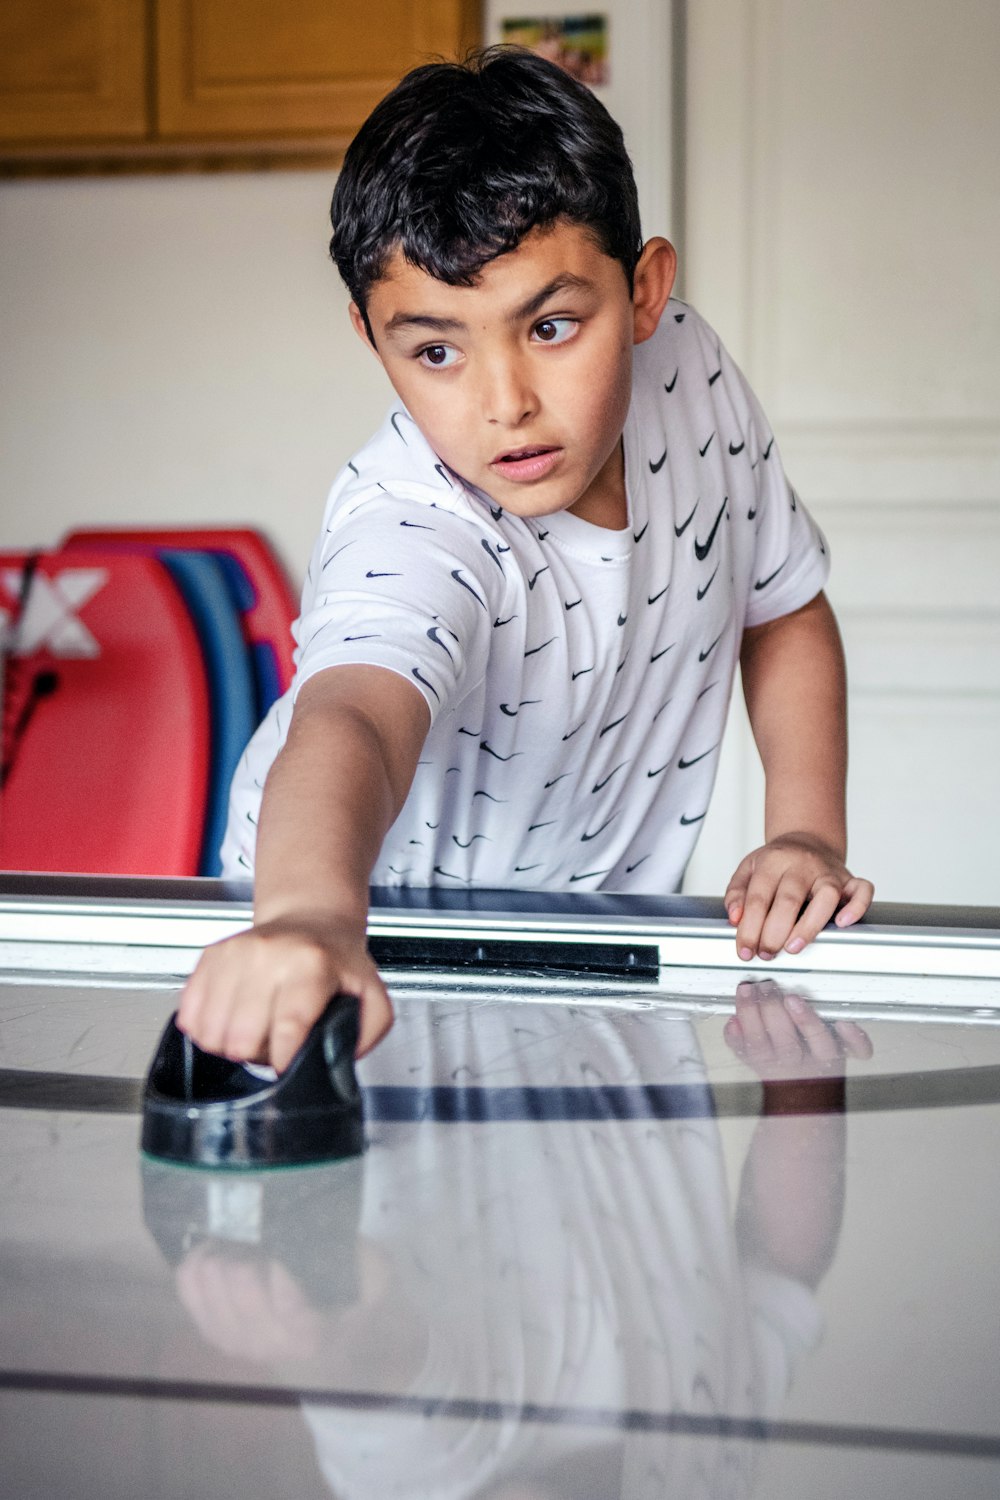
[355,974,394,1058]
[780,878,845,955]
[834,878,876,927]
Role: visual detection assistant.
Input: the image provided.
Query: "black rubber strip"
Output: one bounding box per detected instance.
[2,1064,1000,1120]
[1,1368,997,1459]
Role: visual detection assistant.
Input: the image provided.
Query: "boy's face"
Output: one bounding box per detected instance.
[350,221,675,530]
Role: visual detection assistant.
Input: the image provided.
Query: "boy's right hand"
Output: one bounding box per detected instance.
[176,914,393,1072]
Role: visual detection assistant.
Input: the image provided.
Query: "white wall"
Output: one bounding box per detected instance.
[682,0,1000,906]
[0,171,388,585]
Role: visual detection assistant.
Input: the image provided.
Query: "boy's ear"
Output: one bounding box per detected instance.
[349,301,382,359]
[632,238,677,345]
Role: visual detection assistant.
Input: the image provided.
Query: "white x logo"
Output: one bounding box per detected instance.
[0,569,108,658]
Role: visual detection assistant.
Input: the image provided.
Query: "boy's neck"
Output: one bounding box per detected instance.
[566,437,628,530]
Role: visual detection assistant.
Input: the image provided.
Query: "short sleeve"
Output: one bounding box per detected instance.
[740,384,831,628]
[290,490,505,724]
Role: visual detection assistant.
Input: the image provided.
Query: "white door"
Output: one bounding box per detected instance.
[681,0,1000,907]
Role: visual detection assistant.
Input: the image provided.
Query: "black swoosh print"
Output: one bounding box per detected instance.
[617,613,628,627]
[490,504,503,520]
[451,569,486,608]
[648,584,669,605]
[699,434,715,458]
[680,812,707,825]
[571,665,594,680]
[729,440,745,456]
[390,411,409,444]
[499,699,541,716]
[347,461,359,477]
[412,667,439,700]
[562,720,587,741]
[494,614,516,627]
[524,637,556,657]
[565,598,582,610]
[647,763,669,778]
[592,762,628,793]
[762,437,775,460]
[427,625,454,657]
[696,563,720,601]
[651,643,675,662]
[674,503,697,538]
[433,865,465,880]
[678,742,719,769]
[344,633,380,641]
[693,499,728,562]
[480,742,522,761]
[528,566,549,590]
[544,773,571,788]
[633,520,649,543]
[453,833,490,848]
[698,630,725,663]
[649,449,667,474]
[708,369,722,386]
[481,538,505,573]
[322,540,356,564]
[664,369,679,393]
[528,820,556,832]
[473,790,505,801]
[754,557,789,591]
[514,863,543,873]
[366,569,402,578]
[569,868,613,883]
[434,464,454,487]
[581,811,621,842]
[401,520,434,530]
[599,713,628,737]
[626,855,651,874]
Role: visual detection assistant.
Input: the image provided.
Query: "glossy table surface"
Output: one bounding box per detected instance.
[1,878,999,1499]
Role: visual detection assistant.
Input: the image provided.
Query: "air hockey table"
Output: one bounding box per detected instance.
[2,872,999,1500]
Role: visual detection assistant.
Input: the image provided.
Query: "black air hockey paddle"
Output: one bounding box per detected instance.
[141,995,364,1168]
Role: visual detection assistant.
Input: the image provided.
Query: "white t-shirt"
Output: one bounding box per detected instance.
[221,299,829,890]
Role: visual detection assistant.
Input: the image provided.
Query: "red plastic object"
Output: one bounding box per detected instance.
[64,527,299,695]
[0,549,210,876]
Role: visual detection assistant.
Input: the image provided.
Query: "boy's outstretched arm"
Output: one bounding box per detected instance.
[178,665,430,1069]
[727,591,874,960]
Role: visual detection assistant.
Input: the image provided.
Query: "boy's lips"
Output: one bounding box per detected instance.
[489,445,562,482]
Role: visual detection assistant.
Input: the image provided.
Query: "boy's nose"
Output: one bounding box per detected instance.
[481,358,539,428]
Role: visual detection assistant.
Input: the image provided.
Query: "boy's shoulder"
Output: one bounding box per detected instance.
[328,405,483,521]
[631,295,761,441]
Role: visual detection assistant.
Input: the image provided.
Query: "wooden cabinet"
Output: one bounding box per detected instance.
[0,0,480,173]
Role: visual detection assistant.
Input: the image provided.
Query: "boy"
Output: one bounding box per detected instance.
[180,47,873,1070]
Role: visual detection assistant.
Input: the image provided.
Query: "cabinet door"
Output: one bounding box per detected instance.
[0,0,147,142]
[156,0,479,140]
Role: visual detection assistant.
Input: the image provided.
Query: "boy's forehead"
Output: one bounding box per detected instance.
[368,221,625,325]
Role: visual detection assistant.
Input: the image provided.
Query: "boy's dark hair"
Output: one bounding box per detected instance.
[330,46,642,336]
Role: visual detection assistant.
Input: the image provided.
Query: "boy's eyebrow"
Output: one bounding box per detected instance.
[382,274,596,338]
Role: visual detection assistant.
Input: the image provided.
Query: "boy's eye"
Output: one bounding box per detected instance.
[532,318,577,345]
[419,344,459,368]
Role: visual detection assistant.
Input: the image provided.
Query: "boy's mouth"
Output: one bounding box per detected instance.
[490,445,562,481]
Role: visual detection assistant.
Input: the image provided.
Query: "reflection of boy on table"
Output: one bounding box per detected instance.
[168,988,871,1499]
[178,47,873,1073]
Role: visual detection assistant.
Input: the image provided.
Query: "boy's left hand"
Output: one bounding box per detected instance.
[724,832,874,961]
